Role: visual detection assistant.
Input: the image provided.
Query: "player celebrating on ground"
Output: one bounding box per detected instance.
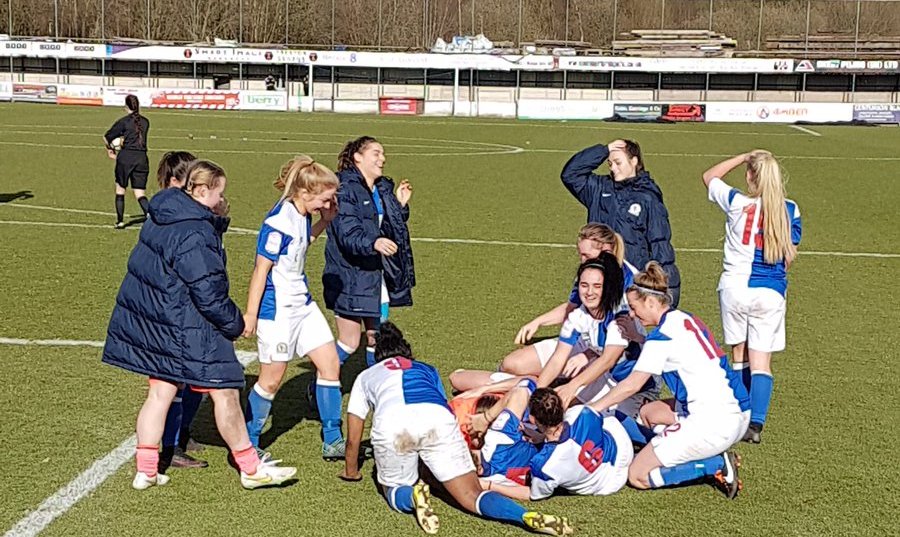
[341,322,572,536]
[538,253,657,415]
[589,262,749,499]
[474,387,633,501]
[458,381,539,488]
[702,150,801,444]
[449,225,636,393]
[242,156,347,460]
[103,160,296,490]
[103,94,151,229]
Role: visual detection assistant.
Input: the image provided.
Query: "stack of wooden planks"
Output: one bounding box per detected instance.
[612,29,737,57]
[763,34,900,58]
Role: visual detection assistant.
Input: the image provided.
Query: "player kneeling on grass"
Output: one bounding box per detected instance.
[102,160,296,490]
[340,322,572,536]
[464,254,657,420]
[588,262,749,499]
[242,156,347,460]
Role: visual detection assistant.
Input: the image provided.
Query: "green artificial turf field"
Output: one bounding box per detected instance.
[1,102,898,536]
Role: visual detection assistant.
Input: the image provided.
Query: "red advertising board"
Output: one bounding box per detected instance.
[150,90,240,109]
[661,104,706,122]
[379,97,423,115]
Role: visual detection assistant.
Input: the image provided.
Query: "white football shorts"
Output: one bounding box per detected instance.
[719,287,786,352]
[651,410,750,467]
[371,402,475,488]
[256,301,334,364]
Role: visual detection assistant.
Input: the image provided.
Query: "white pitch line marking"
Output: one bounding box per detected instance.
[1,337,257,537]
[790,125,822,137]
[0,216,898,259]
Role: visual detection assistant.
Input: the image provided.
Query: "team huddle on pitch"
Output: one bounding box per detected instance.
[101,98,801,536]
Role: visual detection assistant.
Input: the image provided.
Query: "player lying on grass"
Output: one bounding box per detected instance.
[452,381,539,489]
[466,387,634,501]
[702,150,802,444]
[103,160,296,490]
[588,262,748,499]
[450,224,635,393]
[241,156,348,460]
[456,253,657,421]
[340,322,573,536]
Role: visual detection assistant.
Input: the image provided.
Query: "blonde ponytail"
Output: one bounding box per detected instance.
[578,223,626,266]
[747,151,796,265]
[629,261,672,306]
[274,155,339,202]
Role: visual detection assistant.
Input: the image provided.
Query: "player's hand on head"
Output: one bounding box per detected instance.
[467,411,490,436]
[555,382,578,409]
[607,139,627,153]
[374,238,398,256]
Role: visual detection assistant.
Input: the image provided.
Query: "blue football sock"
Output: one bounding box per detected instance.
[176,387,204,446]
[732,362,751,392]
[385,486,414,513]
[614,411,655,446]
[648,455,726,488]
[474,491,528,525]
[750,371,774,425]
[336,341,355,365]
[380,302,390,323]
[244,383,275,448]
[365,346,376,367]
[162,394,183,448]
[316,379,343,445]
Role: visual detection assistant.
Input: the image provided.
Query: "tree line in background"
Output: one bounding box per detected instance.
[1,0,898,51]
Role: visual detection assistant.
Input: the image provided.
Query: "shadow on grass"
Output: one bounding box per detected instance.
[189,343,372,453]
[0,190,34,203]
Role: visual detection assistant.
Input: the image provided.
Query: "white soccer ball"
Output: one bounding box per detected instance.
[110,136,124,151]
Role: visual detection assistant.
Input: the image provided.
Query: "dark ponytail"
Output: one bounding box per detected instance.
[125,94,143,146]
[374,321,413,362]
[622,139,644,174]
[337,136,378,172]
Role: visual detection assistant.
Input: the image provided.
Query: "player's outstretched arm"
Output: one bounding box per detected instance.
[480,479,531,501]
[589,370,651,414]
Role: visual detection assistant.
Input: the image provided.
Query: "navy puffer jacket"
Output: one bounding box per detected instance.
[102,188,245,388]
[561,144,681,306]
[323,167,415,318]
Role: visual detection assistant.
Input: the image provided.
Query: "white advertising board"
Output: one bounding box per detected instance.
[518,99,614,120]
[706,101,853,123]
